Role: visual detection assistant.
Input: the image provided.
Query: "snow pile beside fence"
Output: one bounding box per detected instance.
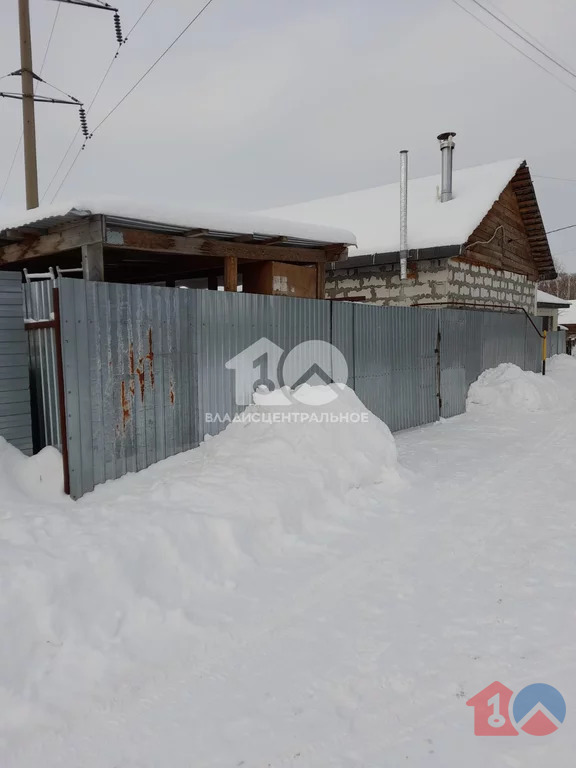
[0,385,400,737]
[466,355,576,413]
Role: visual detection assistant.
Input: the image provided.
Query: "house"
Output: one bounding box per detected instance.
[536,289,571,331]
[265,135,556,312]
[0,200,354,300]
[558,300,576,352]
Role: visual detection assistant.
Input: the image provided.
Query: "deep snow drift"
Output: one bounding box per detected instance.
[0,385,400,743]
[466,355,576,413]
[2,359,576,767]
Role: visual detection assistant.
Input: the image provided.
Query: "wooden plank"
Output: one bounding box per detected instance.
[0,218,103,265]
[105,226,339,264]
[224,254,238,292]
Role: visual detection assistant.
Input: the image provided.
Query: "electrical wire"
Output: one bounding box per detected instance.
[450,0,576,96]
[50,0,217,202]
[468,0,576,82]
[0,4,61,202]
[91,0,217,136]
[39,5,62,73]
[535,174,576,183]
[42,0,158,201]
[480,0,576,75]
[546,224,576,235]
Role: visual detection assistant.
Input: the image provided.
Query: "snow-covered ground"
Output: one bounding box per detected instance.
[2,358,576,766]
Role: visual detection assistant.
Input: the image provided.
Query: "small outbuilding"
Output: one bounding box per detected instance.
[558,300,576,352]
[536,289,571,331]
[0,200,354,300]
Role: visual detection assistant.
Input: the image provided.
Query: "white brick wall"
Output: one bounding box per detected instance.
[326,258,537,312]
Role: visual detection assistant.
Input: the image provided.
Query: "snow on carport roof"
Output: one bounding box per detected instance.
[263,158,525,257]
[0,198,356,247]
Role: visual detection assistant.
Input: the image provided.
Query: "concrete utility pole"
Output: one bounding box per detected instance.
[18,0,39,210]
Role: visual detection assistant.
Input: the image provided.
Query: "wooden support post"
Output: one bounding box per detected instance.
[316,262,326,299]
[224,254,238,292]
[82,242,104,281]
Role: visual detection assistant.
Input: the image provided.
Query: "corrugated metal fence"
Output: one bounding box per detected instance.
[55,279,552,498]
[547,329,566,358]
[0,272,33,455]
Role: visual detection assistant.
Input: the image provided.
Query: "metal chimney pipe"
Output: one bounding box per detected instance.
[437,131,456,202]
[399,150,408,280]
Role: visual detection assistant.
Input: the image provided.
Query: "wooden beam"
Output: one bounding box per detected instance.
[224,254,238,292]
[82,242,104,281]
[0,218,103,265]
[104,226,334,263]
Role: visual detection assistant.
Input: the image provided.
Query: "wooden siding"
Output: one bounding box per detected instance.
[458,164,554,281]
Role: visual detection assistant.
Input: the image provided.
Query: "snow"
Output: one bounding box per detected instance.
[0,197,356,247]
[466,358,576,413]
[536,289,571,306]
[263,158,525,256]
[558,299,576,325]
[2,362,576,766]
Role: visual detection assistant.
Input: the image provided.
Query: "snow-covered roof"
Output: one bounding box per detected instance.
[537,290,571,307]
[263,158,525,257]
[559,300,576,325]
[0,197,355,247]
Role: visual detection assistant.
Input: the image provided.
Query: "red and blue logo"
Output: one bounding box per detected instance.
[467,681,566,736]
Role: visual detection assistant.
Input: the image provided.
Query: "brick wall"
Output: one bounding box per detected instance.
[326,258,536,312]
[325,259,450,306]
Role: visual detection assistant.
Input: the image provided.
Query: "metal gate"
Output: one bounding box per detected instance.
[23,275,65,455]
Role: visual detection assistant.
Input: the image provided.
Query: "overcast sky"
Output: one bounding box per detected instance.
[2,0,576,268]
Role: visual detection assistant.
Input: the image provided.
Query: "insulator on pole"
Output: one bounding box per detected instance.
[114,13,124,45]
[79,106,90,138]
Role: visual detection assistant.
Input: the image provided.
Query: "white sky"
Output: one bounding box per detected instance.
[2,0,576,268]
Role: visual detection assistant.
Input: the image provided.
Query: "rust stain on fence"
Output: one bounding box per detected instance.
[125,331,156,404]
[147,329,155,389]
[120,380,131,429]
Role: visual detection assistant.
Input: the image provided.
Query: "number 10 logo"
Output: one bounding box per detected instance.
[467,681,566,736]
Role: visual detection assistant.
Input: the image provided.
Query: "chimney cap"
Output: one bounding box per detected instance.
[437,131,457,142]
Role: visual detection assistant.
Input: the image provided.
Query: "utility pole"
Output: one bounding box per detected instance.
[18,0,39,210]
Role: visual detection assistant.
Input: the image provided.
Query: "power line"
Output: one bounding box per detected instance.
[42,0,158,202]
[450,0,576,96]
[39,4,61,73]
[535,174,576,183]
[546,224,576,235]
[0,4,61,202]
[480,0,576,75]
[468,0,576,82]
[91,0,217,136]
[50,0,218,202]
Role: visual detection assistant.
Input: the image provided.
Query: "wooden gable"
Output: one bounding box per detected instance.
[455,163,556,281]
